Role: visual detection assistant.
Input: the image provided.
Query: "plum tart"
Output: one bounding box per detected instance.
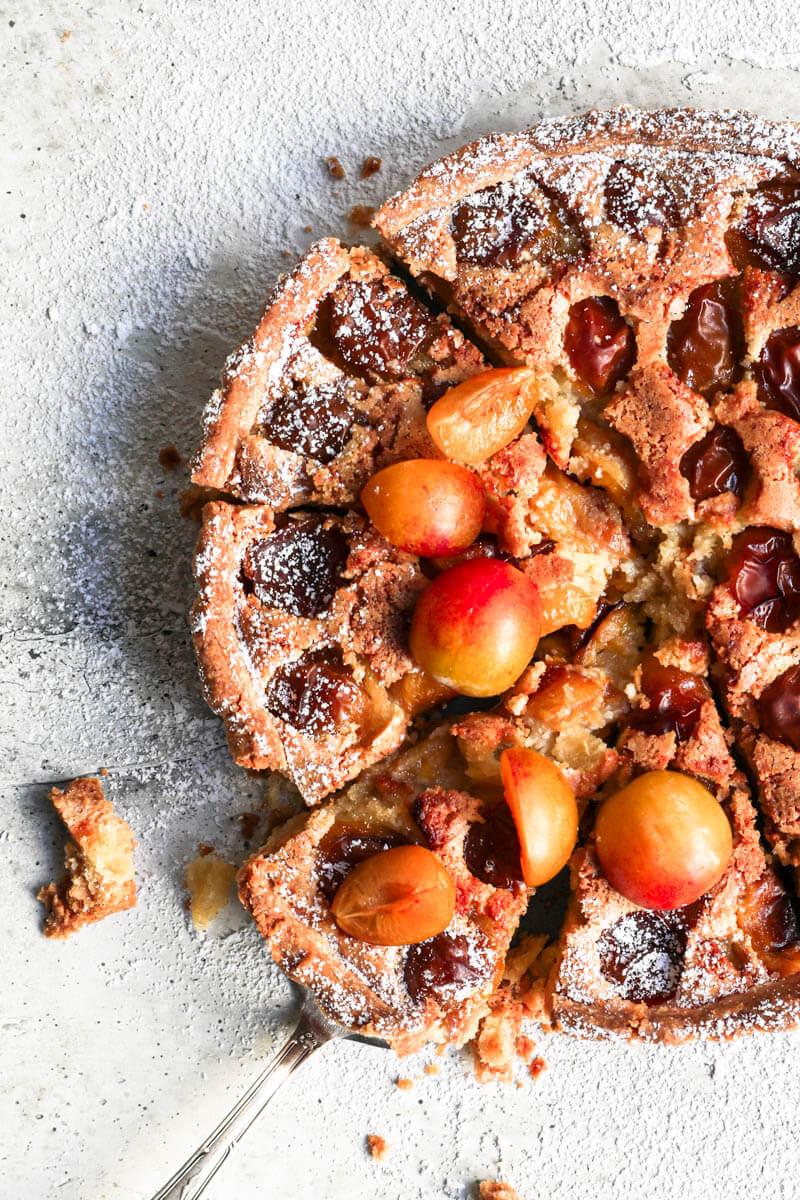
[191,105,800,1049]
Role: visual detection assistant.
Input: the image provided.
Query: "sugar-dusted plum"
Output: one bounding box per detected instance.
[595,770,732,911]
[409,558,541,697]
[726,180,800,275]
[426,367,540,464]
[361,459,485,556]
[499,747,578,887]
[331,844,455,945]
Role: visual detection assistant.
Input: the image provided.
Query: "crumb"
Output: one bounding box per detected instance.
[236,811,261,841]
[38,777,137,938]
[60,30,71,42]
[515,1035,536,1061]
[156,488,164,499]
[347,204,375,228]
[198,843,215,857]
[366,1134,388,1161]
[436,1044,446,1056]
[396,1077,414,1090]
[282,249,292,258]
[478,1182,521,1200]
[184,853,237,931]
[158,444,182,471]
[303,224,312,233]
[100,768,109,777]
[529,1056,547,1080]
[325,155,345,179]
[424,1063,439,1076]
[360,155,382,179]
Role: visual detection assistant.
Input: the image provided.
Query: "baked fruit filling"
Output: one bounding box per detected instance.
[192,107,800,1050]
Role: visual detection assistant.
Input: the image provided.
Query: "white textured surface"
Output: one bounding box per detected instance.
[4,3,800,1198]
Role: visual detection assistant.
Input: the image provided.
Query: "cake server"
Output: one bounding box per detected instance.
[149,986,386,1200]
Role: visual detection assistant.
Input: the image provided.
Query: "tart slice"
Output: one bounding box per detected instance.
[191,500,444,803]
[706,525,800,884]
[375,107,800,525]
[191,239,485,509]
[545,638,800,1040]
[238,719,533,1054]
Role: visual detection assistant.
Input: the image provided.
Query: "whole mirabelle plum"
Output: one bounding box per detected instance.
[594,770,733,910]
[409,559,541,697]
[361,459,485,556]
[500,747,578,886]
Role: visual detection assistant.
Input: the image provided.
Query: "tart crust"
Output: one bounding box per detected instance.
[191,501,427,802]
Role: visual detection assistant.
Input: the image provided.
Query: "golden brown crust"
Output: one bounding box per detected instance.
[377,107,800,242]
[38,778,136,938]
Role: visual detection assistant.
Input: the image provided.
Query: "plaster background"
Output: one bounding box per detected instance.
[4,3,800,1197]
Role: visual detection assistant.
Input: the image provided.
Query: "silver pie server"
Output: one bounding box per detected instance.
[149,986,387,1200]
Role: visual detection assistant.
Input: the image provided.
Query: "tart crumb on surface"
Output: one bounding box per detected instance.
[185,852,237,931]
[366,1134,389,1160]
[38,777,136,938]
[478,1182,521,1200]
[158,444,182,471]
[324,155,345,179]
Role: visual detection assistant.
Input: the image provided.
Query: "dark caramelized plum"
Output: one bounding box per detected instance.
[317,825,412,901]
[726,527,800,632]
[328,277,431,379]
[564,296,636,396]
[259,379,358,463]
[404,932,490,1005]
[597,909,689,1004]
[679,424,749,502]
[667,278,744,396]
[741,871,800,966]
[464,803,524,889]
[757,665,800,751]
[451,179,584,269]
[603,159,679,239]
[242,516,349,617]
[629,655,712,740]
[265,648,369,736]
[755,326,800,422]
[727,181,800,275]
